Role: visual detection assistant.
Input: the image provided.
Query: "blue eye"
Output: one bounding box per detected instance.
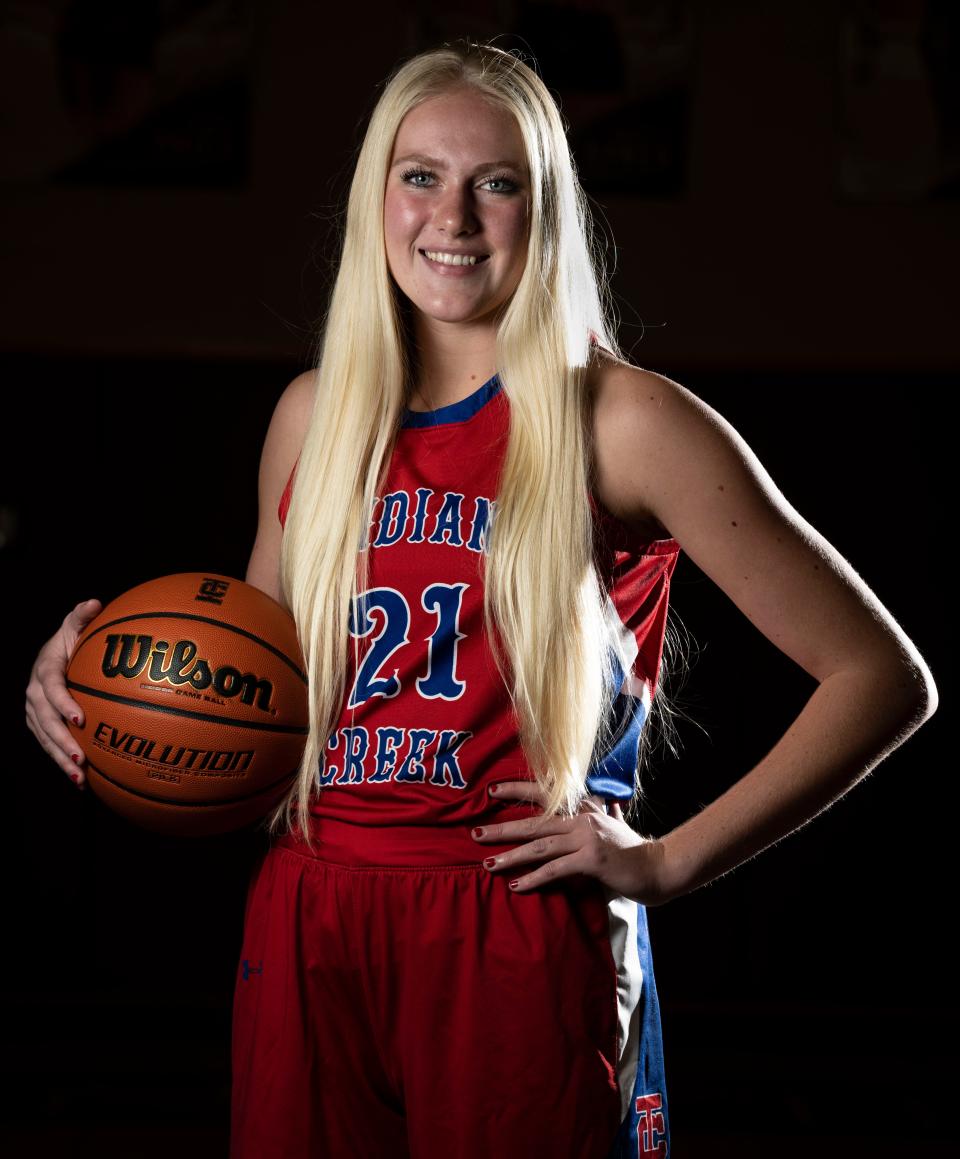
[399,168,519,194]
[401,168,434,187]
[482,174,518,194]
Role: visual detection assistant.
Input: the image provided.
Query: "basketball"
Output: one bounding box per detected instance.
[65,573,308,837]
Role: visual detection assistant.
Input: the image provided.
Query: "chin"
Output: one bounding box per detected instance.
[422,287,512,319]
[412,300,495,325]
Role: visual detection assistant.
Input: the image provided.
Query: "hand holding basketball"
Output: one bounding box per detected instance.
[25,598,104,788]
[63,573,308,837]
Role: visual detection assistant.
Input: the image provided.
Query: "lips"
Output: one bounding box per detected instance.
[419,249,490,265]
[418,249,490,275]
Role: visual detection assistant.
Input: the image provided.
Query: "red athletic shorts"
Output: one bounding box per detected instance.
[230,813,670,1158]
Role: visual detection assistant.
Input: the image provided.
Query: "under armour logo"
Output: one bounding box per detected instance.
[635,1091,667,1156]
[241,959,263,980]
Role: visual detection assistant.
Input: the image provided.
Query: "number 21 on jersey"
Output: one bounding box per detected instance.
[347,583,468,708]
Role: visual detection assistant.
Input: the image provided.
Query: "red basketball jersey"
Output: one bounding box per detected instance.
[277,373,679,827]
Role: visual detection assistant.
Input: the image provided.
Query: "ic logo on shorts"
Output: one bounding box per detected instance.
[241,959,263,981]
[635,1092,667,1157]
[196,578,230,605]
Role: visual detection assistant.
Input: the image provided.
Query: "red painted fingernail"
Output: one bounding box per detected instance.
[71,715,81,727]
[472,827,485,838]
[71,753,82,765]
[488,784,499,795]
[483,857,496,869]
[509,880,519,890]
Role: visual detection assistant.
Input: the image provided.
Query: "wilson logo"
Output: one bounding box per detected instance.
[101,634,274,712]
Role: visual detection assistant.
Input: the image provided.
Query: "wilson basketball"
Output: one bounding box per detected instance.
[65,573,308,837]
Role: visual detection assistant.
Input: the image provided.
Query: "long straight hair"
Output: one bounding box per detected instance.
[267,41,634,849]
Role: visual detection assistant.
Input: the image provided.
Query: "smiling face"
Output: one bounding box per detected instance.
[383,87,531,334]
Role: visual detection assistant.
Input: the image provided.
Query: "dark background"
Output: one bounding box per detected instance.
[0,1,954,1156]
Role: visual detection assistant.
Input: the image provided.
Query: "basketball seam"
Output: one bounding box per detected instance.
[67,680,309,734]
[85,757,299,808]
[73,611,307,684]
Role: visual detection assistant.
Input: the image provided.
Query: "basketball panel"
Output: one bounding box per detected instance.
[85,758,296,837]
[67,689,305,806]
[68,613,307,731]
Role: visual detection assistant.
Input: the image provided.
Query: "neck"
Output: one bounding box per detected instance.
[408,313,498,410]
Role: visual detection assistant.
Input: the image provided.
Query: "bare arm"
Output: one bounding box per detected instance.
[592,360,937,902]
[244,370,316,607]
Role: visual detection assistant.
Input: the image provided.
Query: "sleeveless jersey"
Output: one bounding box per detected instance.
[277,372,680,828]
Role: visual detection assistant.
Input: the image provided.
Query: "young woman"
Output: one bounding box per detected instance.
[26,41,936,1158]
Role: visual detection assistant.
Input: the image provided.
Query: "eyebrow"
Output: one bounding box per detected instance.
[391,153,528,173]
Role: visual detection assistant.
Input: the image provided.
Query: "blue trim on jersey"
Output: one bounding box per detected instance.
[401,374,502,428]
[607,905,670,1157]
[585,693,647,800]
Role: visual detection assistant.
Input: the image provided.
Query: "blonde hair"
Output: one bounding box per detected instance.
[267,40,635,849]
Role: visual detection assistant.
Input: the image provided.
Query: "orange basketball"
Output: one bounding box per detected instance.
[65,573,308,837]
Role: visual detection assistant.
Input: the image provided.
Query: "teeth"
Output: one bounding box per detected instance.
[424,251,481,266]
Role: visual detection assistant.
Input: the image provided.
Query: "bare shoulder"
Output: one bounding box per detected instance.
[587,349,805,546]
[271,368,318,439]
[258,369,318,505]
[260,369,318,483]
[586,349,713,538]
[585,349,932,688]
[245,369,318,606]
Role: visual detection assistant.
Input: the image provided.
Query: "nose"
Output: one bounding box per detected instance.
[434,181,478,235]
